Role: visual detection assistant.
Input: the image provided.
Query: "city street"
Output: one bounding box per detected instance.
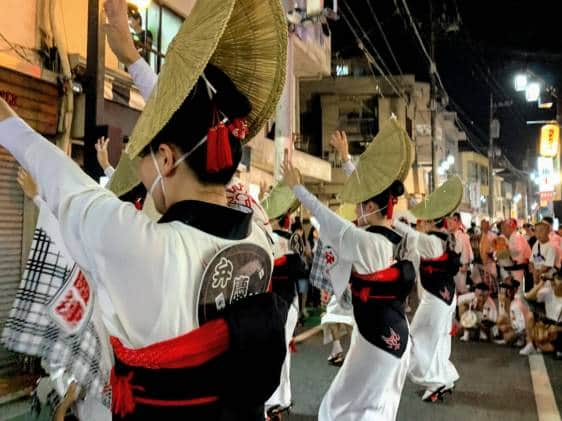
[287,329,561,420]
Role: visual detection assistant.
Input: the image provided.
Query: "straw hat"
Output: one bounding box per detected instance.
[261,182,299,220]
[338,119,415,204]
[109,0,287,197]
[410,175,463,221]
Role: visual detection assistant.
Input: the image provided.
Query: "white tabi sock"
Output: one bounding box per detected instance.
[331,339,343,357]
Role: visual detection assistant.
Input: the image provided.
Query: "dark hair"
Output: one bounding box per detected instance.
[141,63,251,185]
[452,212,461,221]
[362,180,404,217]
[129,9,142,24]
[434,218,446,229]
[307,226,317,249]
[291,221,303,233]
[474,283,490,292]
[543,216,554,225]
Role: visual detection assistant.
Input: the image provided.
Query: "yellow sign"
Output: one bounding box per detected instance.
[540,124,560,157]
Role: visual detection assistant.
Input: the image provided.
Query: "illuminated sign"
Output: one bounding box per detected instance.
[540,124,560,157]
[537,157,556,192]
[540,191,554,207]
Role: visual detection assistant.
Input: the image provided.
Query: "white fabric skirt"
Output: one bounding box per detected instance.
[319,328,411,421]
[408,291,459,390]
[321,295,355,344]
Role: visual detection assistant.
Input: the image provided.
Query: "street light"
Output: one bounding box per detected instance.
[525,82,541,102]
[514,74,527,92]
[447,154,455,165]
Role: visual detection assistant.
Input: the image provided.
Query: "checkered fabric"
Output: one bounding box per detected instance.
[309,240,352,306]
[1,206,111,408]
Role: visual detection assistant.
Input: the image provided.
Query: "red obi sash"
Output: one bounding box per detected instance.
[110,318,229,417]
[350,266,401,303]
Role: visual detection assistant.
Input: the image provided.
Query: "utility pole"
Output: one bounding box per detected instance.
[429,0,438,192]
[84,0,105,179]
[488,92,494,218]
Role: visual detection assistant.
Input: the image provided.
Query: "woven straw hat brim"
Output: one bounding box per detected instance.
[398,133,415,182]
[410,175,464,221]
[261,182,299,220]
[108,0,287,197]
[338,119,412,204]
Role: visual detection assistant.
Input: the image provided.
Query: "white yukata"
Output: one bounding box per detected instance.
[0,116,274,346]
[265,231,300,412]
[292,185,412,421]
[320,159,356,340]
[394,222,459,392]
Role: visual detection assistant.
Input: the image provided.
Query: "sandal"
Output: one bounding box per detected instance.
[328,352,345,367]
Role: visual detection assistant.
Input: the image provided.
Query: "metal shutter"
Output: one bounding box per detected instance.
[0,146,23,375]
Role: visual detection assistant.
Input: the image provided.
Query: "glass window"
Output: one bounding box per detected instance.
[161,8,183,56]
[127,5,183,74]
[480,165,488,185]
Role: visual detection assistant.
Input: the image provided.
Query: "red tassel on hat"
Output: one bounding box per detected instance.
[206,126,219,173]
[217,122,233,169]
[386,195,397,220]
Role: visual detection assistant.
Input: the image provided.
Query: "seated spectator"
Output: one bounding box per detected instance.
[495,281,528,347]
[525,272,562,358]
[458,283,498,342]
[530,222,560,284]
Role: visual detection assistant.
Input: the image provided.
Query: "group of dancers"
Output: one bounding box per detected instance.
[0,0,471,419]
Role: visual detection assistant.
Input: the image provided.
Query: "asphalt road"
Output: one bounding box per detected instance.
[287,332,560,420]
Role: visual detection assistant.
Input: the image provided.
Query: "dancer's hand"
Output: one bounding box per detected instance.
[330,130,349,162]
[95,137,111,170]
[17,168,38,200]
[281,160,301,188]
[0,97,17,122]
[104,0,140,66]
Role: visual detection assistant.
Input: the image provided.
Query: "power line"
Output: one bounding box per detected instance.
[363,0,404,76]
[341,2,405,101]
[399,0,447,96]
[341,11,407,102]
[339,13,386,99]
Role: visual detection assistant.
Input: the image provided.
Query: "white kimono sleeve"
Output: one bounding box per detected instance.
[393,221,443,259]
[292,185,387,296]
[0,117,172,323]
[128,58,158,101]
[342,159,356,177]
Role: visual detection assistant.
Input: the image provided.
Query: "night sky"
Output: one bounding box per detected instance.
[329,0,561,170]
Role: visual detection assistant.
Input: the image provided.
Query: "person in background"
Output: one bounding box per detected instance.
[291,220,311,320]
[479,220,498,295]
[542,216,562,263]
[499,219,532,292]
[524,272,562,358]
[523,223,537,249]
[448,213,473,294]
[470,225,483,288]
[128,8,153,62]
[95,136,115,180]
[458,283,498,342]
[495,281,528,346]
[530,222,560,285]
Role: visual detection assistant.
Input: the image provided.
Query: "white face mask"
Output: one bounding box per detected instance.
[357,202,386,226]
[147,134,209,199]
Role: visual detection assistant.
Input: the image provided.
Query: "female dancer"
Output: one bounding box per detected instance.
[283,120,416,420]
[0,0,288,417]
[393,176,463,402]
